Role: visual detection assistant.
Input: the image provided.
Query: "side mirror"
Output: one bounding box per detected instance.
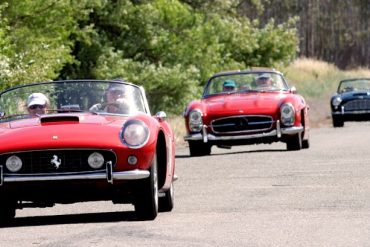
[0,111,5,118]
[290,86,297,94]
[155,111,167,122]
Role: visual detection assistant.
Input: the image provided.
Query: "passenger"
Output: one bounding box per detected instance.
[26,93,49,116]
[223,80,236,92]
[90,83,130,114]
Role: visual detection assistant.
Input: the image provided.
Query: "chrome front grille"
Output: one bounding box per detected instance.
[0,149,116,174]
[211,115,273,134]
[344,99,370,111]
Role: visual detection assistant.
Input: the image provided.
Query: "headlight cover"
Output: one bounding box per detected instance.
[6,155,23,172]
[189,109,203,132]
[280,103,295,126]
[332,96,342,107]
[121,119,150,149]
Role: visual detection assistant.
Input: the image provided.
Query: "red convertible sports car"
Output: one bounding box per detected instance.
[184,68,310,156]
[0,80,176,222]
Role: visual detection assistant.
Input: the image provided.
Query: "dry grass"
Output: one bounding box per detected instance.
[167,115,187,146]
[283,58,370,97]
[284,58,339,78]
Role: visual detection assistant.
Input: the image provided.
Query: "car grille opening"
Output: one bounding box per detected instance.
[0,149,116,174]
[211,115,273,134]
[344,99,370,111]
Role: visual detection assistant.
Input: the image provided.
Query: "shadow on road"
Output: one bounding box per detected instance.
[176,148,287,159]
[0,211,139,228]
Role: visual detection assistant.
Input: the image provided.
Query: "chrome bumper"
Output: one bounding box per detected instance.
[0,163,149,186]
[184,121,304,142]
[332,110,370,115]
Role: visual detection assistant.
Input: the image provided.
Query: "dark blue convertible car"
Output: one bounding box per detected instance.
[331,78,370,127]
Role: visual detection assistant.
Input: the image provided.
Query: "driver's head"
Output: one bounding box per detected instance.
[106,84,125,103]
[256,73,272,87]
[27,93,49,116]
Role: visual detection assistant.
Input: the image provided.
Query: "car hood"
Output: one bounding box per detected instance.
[0,113,130,152]
[337,90,370,101]
[0,113,122,129]
[202,92,286,117]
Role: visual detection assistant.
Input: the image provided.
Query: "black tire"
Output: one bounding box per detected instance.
[134,154,158,221]
[332,116,344,127]
[286,133,302,151]
[302,138,310,149]
[188,141,211,156]
[159,181,174,212]
[0,201,16,225]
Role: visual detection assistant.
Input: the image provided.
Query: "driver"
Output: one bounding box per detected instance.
[26,93,49,116]
[255,73,274,89]
[90,84,130,114]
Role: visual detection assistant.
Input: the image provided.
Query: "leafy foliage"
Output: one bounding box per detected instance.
[0,0,299,114]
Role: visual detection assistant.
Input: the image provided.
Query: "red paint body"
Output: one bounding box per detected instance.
[0,80,176,220]
[1,113,174,177]
[184,69,310,155]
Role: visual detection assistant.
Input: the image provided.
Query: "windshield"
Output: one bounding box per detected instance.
[203,72,288,97]
[0,80,147,120]
[338,79,370,93]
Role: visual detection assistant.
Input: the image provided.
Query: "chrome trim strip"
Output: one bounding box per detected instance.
[207,130,277,141]
[184,126,303,141]
[202,125,208,143]
[277,120,281,138]
[332,110,370,115]
[106,161,113,184]
[280,126,304,135]
[2,170,150,183]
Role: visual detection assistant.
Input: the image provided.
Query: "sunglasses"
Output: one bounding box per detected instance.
[108,90,124,95]
[29,104,46,110]
[259,77,270,81]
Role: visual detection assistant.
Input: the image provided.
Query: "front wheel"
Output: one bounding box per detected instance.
[134,154,158,220]
[286,133,302,151]
[332,116,344,127]
[159,181,174,212]
[0,200,16,225]
[302,138,310,149]
[302,132,310,149]
[188,141,211,156]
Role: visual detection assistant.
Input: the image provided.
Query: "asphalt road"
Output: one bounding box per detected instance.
[1,123,370,246]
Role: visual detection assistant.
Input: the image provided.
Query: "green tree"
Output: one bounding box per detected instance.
[1,0,299,114]
[63,0,298,113]
[0,0,103,87]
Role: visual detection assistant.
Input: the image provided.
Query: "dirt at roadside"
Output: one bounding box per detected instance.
[306,97,332,128]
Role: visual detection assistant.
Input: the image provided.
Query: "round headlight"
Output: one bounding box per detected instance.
[121,119,150,149]
[280,103,295,126]
[332,97,342,107]
[88,152,105,169]
[189,109,203,132]
[6,155,23,172]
